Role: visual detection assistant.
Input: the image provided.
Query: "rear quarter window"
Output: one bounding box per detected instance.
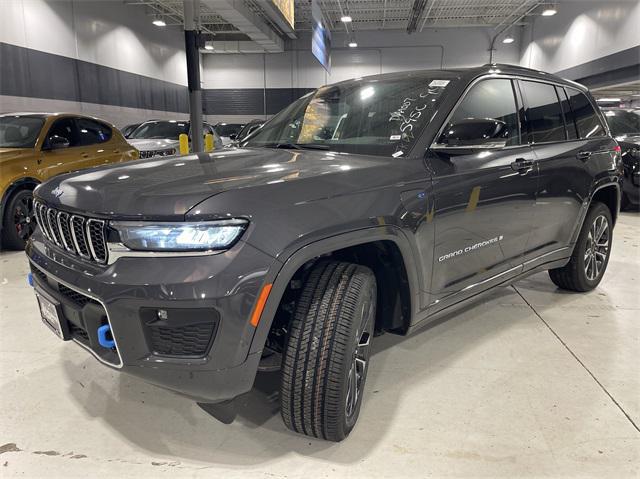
[76,118,112,146]
[520,80,566,143]
[566,88,606,138]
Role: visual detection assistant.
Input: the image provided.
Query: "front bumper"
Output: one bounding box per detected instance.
[26,232,278,402]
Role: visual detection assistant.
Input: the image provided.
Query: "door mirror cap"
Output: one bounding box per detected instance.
[46,135,70,150]
[433,118,508,149]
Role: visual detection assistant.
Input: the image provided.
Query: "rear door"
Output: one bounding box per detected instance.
[521,81,616,261]
[427,77,537,311]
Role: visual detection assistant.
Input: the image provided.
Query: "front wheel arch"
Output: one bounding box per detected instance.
[1,179,40,220]
[247,226,419,358]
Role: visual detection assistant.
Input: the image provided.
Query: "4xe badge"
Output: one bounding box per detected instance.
[51,187,63,199]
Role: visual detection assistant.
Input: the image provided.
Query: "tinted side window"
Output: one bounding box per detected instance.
[566,88,606,138]
[521,81,566,143]
[46,118,79,147]
[557,87,578,140]
[444,78,520,146]
[76,118,112,146]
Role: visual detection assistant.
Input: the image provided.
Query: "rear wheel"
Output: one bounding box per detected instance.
[2,189,36,250]
[549,201,613,292]
[280,260,376,441]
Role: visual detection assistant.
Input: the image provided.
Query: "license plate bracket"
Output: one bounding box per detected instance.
[36,290,70,340]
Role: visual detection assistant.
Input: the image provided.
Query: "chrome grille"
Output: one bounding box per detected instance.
[34,200,108,264]
[47,208,63,246]
[57,211,74,251]
[71,216,91,258]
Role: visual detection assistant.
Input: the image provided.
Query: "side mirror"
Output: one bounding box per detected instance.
[229,134,237,140]
[47,135,70,150]
[434,118,508,149]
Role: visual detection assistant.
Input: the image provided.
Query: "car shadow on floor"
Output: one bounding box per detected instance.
[58,277,614,466]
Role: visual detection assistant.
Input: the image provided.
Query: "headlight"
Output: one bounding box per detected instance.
[110,220,248,251]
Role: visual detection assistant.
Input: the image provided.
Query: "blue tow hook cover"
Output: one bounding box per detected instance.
[97,324,116,349]
[27,272,34,287]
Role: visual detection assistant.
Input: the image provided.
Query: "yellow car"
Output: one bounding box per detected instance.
[0,113,139,249]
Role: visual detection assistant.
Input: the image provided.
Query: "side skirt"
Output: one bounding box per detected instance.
[406,252,570,336]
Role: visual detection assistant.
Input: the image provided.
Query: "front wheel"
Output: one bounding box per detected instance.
[2,189,36,250]
[280,260,376,441]
[549,201,613,292]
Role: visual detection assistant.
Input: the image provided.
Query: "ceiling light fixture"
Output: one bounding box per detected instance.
[348,41,358,48]
[541,8,557,16]
[502,36,515,44]
[341,15,352,22]
[152,18,166,27]
[204,43,214,51]
[596,98,621,102]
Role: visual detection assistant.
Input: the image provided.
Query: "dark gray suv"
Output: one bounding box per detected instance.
[26,64,622,441]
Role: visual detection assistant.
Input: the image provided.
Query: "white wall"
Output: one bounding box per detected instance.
[519,0,640,73]
[0,0,187,85]
[202,26,521,89]
[0,0,189,125]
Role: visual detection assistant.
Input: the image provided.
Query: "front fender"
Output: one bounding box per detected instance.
[246,225,420,357]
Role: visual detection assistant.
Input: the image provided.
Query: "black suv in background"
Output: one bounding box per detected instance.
[602,108,640,209]
[27,64,622,441]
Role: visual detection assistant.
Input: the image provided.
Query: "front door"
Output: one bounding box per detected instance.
[426,77,538,312]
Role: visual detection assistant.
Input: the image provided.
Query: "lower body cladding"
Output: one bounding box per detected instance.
[25,233,277,403]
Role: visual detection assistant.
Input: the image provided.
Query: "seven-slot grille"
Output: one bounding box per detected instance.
[34,200,108,264]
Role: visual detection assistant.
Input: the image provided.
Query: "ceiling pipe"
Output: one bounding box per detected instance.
[407,0,428,33]
[418,0,435,32]
[489,1,540,63]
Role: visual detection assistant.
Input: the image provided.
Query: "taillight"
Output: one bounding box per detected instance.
[613,145,621,153]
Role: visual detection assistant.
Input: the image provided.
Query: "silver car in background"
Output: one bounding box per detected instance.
[127,120,222,157]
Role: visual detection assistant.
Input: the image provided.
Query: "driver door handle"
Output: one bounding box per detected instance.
[510,158,534,172]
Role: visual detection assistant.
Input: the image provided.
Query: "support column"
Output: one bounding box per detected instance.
[184,0,204,153]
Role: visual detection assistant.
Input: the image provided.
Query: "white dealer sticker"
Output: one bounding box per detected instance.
[429,80,450,88]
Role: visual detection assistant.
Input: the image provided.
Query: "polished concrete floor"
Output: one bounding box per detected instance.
[1,213,638,478]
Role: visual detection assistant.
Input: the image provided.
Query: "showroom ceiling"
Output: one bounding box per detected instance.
[296,0,551,31]
[592,81,640,103]
[129,0,553,36]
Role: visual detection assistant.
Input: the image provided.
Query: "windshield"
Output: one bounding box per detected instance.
[0,116,45,148]
[604,110,640,137]
[244,74,455,157]
[215,124,243,137]
[130,121,189,139]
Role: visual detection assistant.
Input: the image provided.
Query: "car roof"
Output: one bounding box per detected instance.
[321,63,588,92]
[140,119,189,123]
[0,112,118,122]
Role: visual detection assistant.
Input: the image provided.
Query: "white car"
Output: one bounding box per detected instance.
[128,120,222,157]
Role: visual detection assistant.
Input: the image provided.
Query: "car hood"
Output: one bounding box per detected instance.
[127,138,179,151]
[35,147,394,220]
[0,148,35,163]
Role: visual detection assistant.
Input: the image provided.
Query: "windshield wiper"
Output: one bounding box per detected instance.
[262,142,330,151]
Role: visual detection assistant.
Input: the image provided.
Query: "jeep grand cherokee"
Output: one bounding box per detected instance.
[26,64,622,441]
